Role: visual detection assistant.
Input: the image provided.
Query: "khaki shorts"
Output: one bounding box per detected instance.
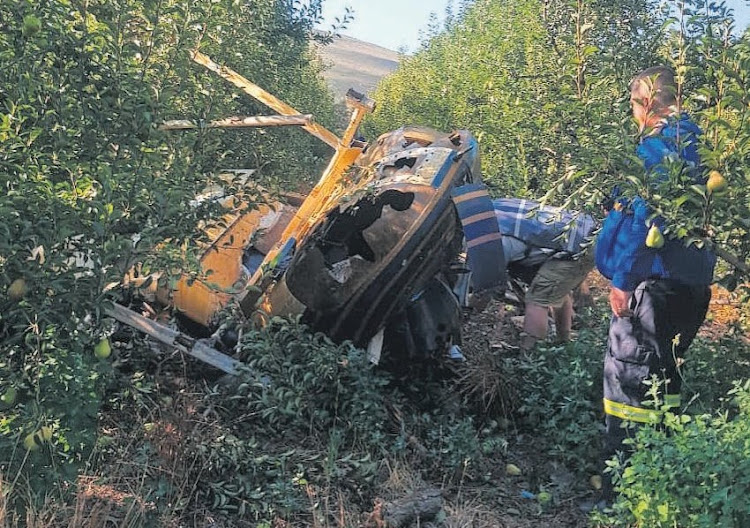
[525,249,595,308]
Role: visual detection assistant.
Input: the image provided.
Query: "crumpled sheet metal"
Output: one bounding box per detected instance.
[280,127,480,348]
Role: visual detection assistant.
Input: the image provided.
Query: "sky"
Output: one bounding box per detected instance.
[319,0,750,52]
[319,0,450,53]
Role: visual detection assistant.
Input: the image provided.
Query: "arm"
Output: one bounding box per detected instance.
[596,198,658,316]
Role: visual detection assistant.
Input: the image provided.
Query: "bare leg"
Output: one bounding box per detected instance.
[522,302,549,350]
[573,277,594,309]
[552,294,573,342]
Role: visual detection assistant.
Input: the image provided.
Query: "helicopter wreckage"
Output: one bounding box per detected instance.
[108,51,508,375]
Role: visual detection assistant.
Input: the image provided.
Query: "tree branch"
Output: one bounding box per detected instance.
[712,243,750,277]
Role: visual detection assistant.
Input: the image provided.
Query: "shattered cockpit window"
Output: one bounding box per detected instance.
[285,186,419,314]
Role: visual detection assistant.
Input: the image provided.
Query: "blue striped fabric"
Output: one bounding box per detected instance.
[492,198,596,258]
[452,184,506,291]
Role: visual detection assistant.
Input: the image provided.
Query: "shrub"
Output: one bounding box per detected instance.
[605,380,750,527]
[515,326,606,471]
[196,319,393,518]
[681,335,750,413]
[229,318,392,450]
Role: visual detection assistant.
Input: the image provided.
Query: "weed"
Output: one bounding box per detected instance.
[456,345,521,422]
[681,335,750,413]
[514,327,605,472]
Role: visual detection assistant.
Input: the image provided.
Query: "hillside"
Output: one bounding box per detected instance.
[317,35,400,100]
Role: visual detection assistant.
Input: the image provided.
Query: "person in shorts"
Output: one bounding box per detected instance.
[491,198,597,350]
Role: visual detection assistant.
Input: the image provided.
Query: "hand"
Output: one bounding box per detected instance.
[609,287,634,317]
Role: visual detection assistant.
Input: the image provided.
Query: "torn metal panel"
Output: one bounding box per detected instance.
[281,127,482,352]
[169,201,297,327]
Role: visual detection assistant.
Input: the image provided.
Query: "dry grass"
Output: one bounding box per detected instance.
[0,473,150,528]
[454,299,522,422]
[456,347,520,422]
[443,496,509,528]
[379,459,427,500]
[0,383,228,528]
[708,284,748,326]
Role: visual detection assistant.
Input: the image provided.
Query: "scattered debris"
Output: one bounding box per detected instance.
[382,488,443,528]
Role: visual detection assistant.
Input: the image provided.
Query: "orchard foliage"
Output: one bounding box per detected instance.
[366,0,661,197]
[0,0,336,490]
[367,0,750,280]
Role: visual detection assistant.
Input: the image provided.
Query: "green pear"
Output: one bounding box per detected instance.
[22,15,41,36]
[94,338,112,359]
[706,170,728,194]
[23,432,40,451]
[645,224,664,249]
[0,387,17,406]
[506,463,522,476]
[8,278,27,301]
[40,426,53,441]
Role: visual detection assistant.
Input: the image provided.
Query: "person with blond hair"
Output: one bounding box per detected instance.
[586,65,716,511]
